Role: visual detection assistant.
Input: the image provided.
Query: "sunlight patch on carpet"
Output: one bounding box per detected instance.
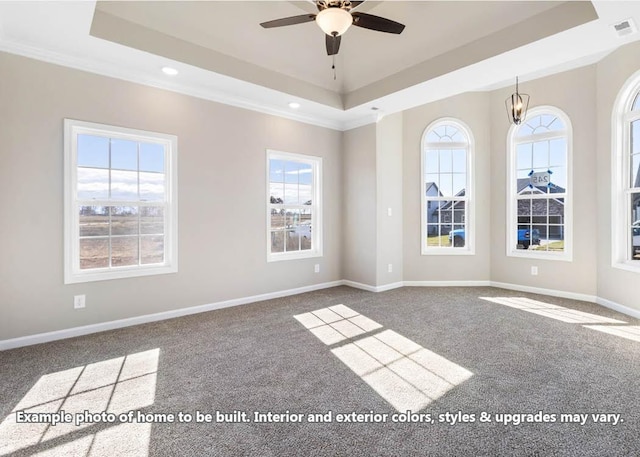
[480,297,626,324]
[0,348,159,456]
[294,305,382,345]
[295,306,472,412]
[583,325,640,343]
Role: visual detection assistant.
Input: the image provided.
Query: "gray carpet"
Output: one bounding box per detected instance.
[1,286,639,456]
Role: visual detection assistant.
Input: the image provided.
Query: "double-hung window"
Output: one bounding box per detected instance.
[507,107,572,260]
[267,150,322,261]
[421,118,474,255]
[64,119,177,283]
[612,73,640,270]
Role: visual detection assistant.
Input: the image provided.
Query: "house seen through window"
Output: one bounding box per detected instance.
[422,119,473,255]
[507,107,572,260]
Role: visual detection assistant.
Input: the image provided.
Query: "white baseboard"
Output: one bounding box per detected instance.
[3,279,638,351]
[342,280,404,293]
[376,282,404,292]
[489,281,597,303]
[0,280,343,351]
[407,280,639,320]
[404,280,491,287]
[596,296,640,320]
[341,280,378,292]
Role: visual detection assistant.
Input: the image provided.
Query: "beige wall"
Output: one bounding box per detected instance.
[402,92,492,282]
[489,66,598,296]
[341,124,377,286]
[0,52,343,340]
[342,113,404,289]
[596,41,640,312]
[376,113,404,286]
[5,39,640,343]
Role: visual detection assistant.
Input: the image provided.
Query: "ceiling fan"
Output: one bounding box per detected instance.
[260,0,405,56]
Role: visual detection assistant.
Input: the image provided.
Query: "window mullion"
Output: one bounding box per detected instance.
[624,111,640,123]
[108,138,113,268]
[425,141,468,149]
[108,206,113,268]
[516,130,567,144]
[517,193,567,200]
[137,142,142,266]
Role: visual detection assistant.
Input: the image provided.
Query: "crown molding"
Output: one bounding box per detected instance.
[0,39,356,131]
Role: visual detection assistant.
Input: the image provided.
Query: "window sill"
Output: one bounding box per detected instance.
[422,248,475,256]
[507,250,572,262]
[65,264,177,284]
[267,250,322,262]
[612,261,640,273]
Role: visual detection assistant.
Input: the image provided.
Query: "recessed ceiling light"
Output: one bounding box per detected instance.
[371,107,379,111]
[288,102,301,109]
[162,67,178,76]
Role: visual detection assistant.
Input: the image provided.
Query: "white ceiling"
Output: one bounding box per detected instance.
[1,1,640,130]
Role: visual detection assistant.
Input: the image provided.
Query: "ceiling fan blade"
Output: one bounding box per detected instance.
[260,14,316,28]
[349,1,366,8]
[351,12,405,34]
[326,34,341,55]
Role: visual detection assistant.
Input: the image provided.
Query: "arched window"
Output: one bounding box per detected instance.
[507,107,572,259]
[421,118,474,254]
[612,72,640,270]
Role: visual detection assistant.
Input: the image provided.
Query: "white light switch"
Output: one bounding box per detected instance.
[74,295,86,309]
[387,208,392,217]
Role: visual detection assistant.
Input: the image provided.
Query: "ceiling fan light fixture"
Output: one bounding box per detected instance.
[316,7,353,36]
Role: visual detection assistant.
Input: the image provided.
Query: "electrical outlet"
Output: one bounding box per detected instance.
[388,264,393,273]
[531,266,538,276]
[74,295,86,309]
[314,264,320,273]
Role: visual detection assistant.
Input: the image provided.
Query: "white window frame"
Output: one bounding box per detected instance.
[612,70,640,272]
[506,106,573,261]
[64,119,178,284]
[266,150,322,262]
[421,117,475,255]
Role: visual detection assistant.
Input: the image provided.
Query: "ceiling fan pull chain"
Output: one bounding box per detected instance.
[332,55,336,80]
